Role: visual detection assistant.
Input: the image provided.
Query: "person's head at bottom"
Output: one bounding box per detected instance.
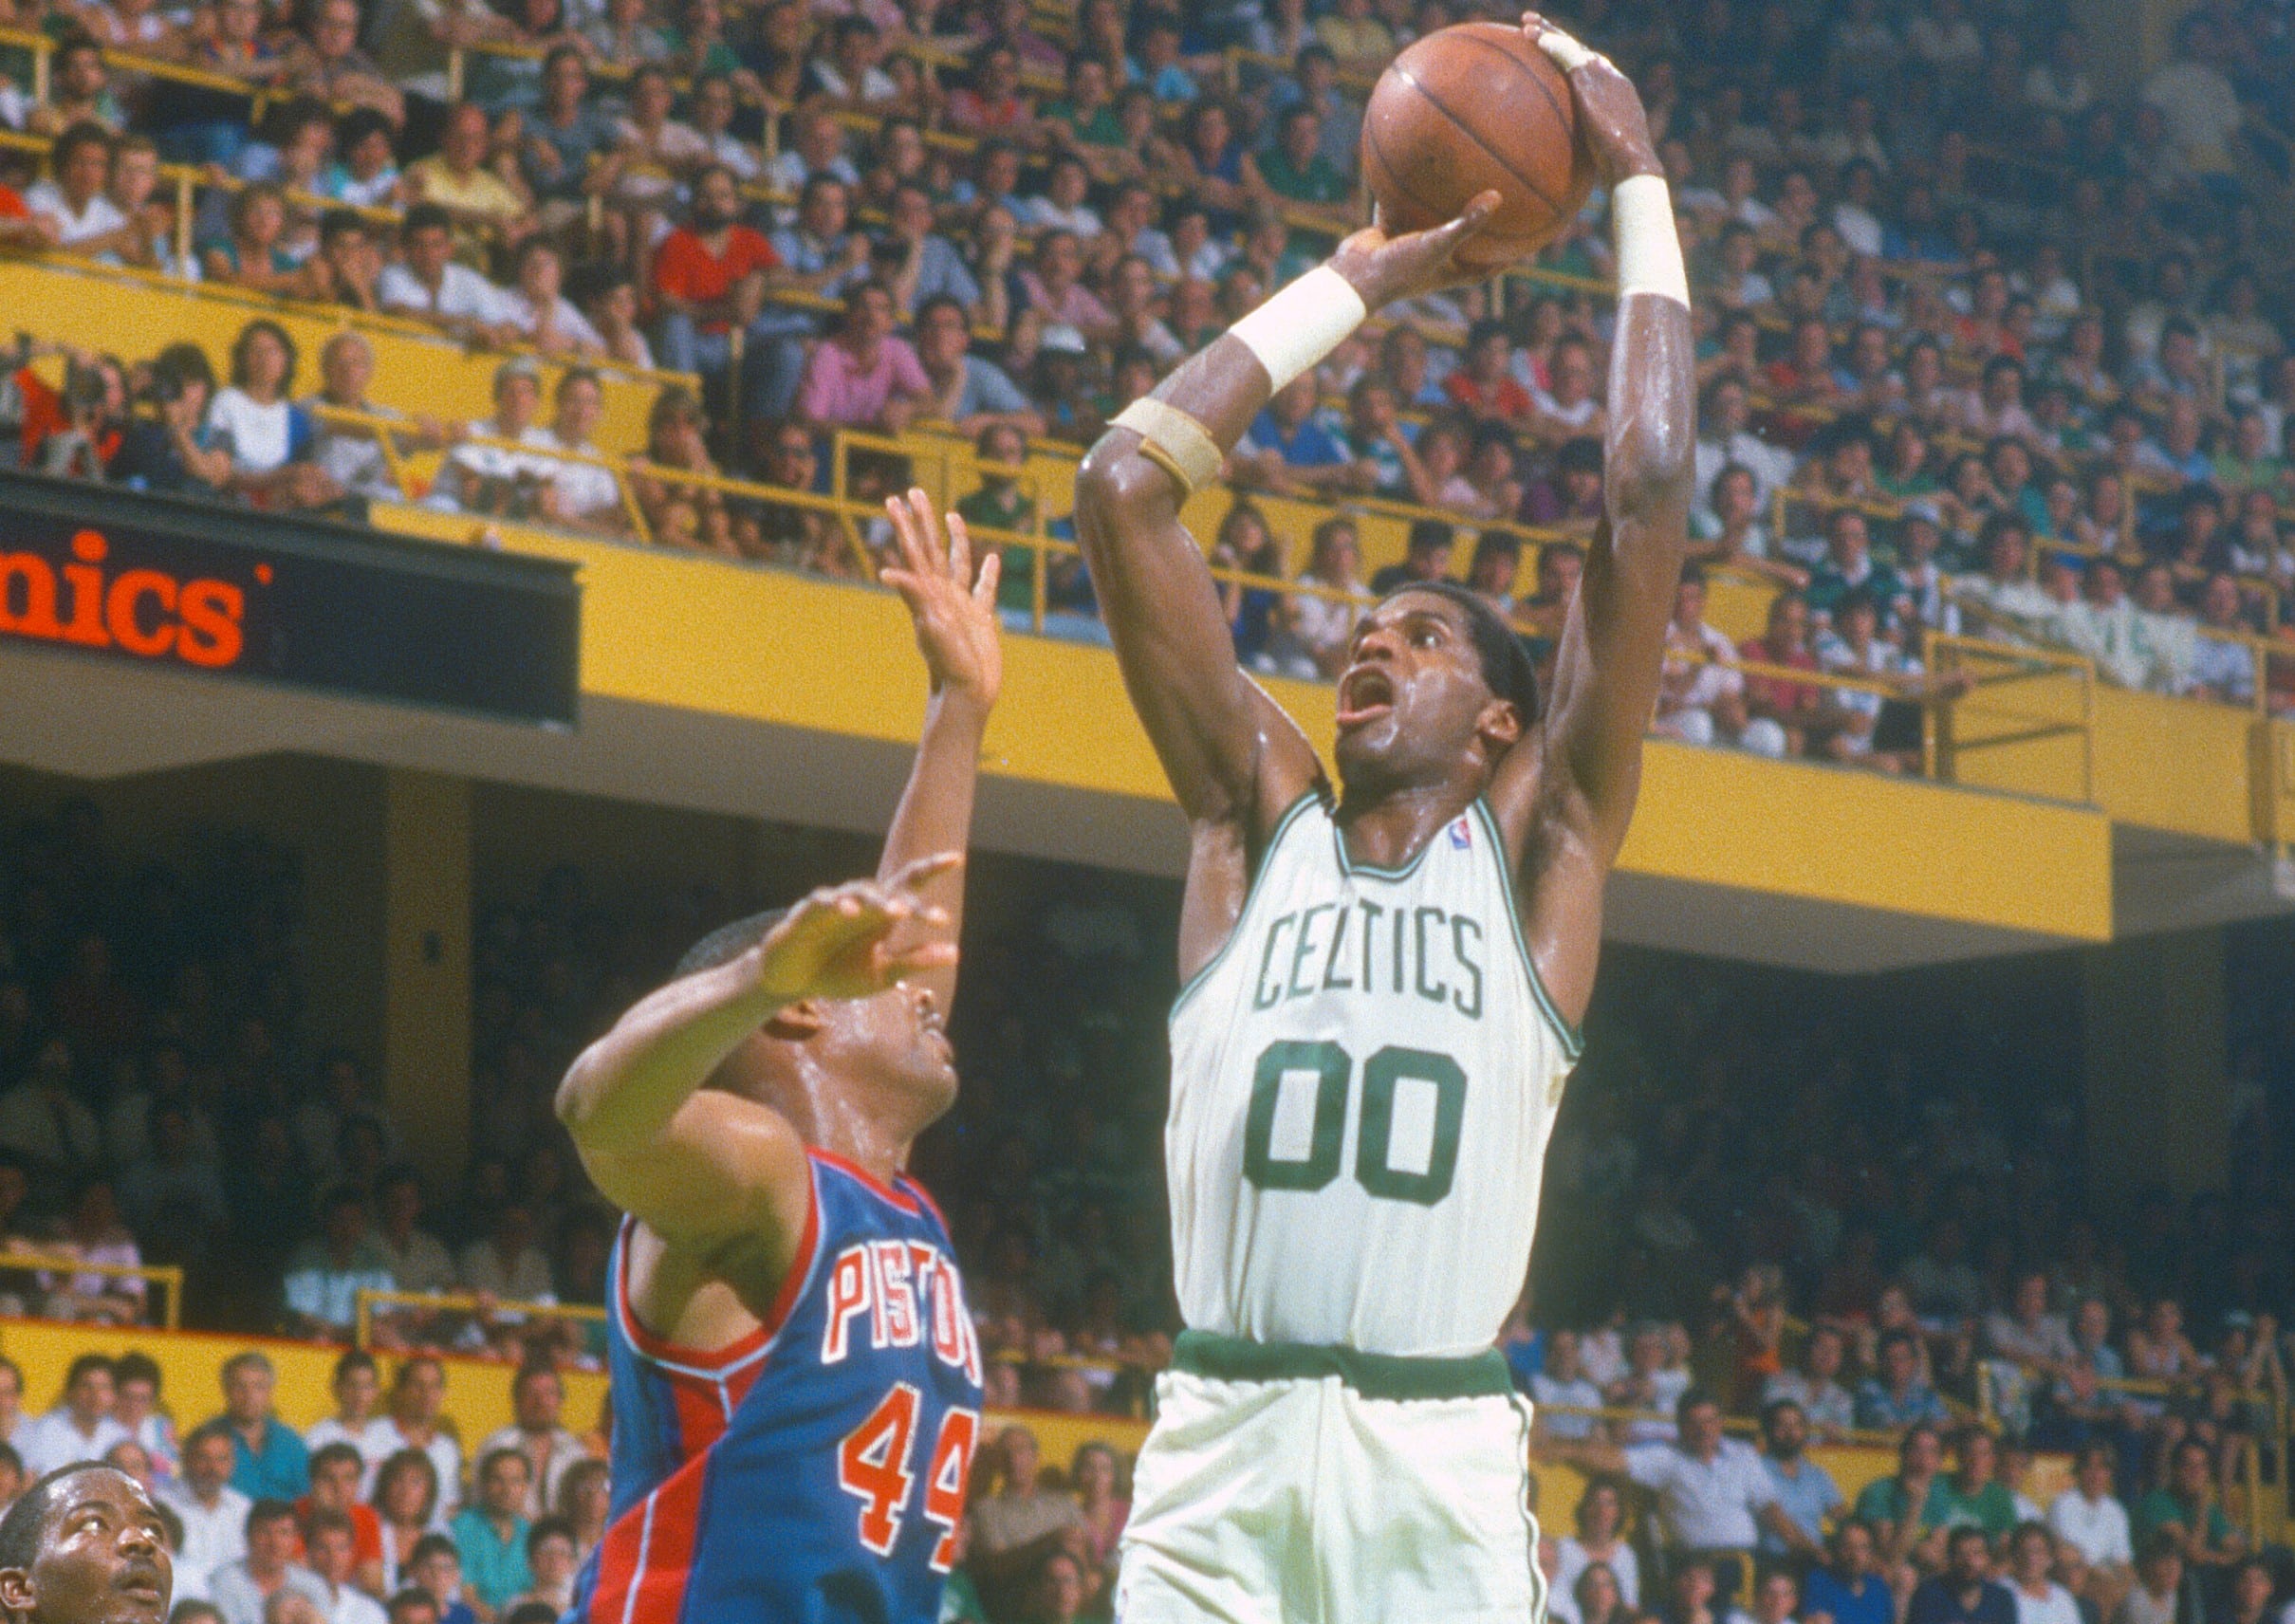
[0,1466,171,1624]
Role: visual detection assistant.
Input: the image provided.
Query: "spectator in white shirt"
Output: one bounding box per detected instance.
[27,122,129,249]
[159,1424,251,1602]
[303,1354,398,1496]
[209,1501,329,1624]
[377,1361,460,1526]
[1656,570,1771,754]
[1556,1479,1641,1612]
[377,204,514,344]
[431,359,556,519]
[497,239,607,358]
[1987,1272,2078,1375]
[1764,1326,1857,1440]
[1548,1390,1805,1608]
[2048,1444,2133,1577]
[18,1356,130,1478]
[456,1204,554,1301]
[474,1366,584,1522]
[1532,1330,1606,1443]
[531,369,625,534]
[2007,1520,2082,1624]
[375,1171,457,1299]
[305,1512,387,1624]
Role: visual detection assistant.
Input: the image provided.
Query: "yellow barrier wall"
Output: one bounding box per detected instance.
[2089,688,2270,845]
[372,513,2116,944]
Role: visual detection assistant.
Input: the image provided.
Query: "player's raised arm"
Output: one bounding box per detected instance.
[1073,194,1501,837]
[875,489,1002,1010]
[1491,17,1694,1025]
[554,864,957,1273]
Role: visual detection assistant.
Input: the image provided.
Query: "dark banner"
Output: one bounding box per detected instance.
[0,472,580,728]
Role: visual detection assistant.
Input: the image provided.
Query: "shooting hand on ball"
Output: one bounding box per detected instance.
[1523,12,1660,185]
[1327,190,1504,311]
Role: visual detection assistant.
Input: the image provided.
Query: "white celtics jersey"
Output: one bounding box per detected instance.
[1166,793,1582,1358]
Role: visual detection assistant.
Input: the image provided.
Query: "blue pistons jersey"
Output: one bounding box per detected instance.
[571,1150,985,1624]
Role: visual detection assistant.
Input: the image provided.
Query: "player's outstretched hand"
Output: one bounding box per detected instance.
[1522,12,1660,186]
[750,854,964,1004]
[1328,191,1503,310]
[881,487,1003,708]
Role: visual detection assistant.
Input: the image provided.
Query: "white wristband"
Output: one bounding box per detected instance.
[1227,265,1368,393]
[1612,175,1689,307]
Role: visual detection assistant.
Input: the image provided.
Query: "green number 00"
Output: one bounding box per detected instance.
[1241,1041,1467,1207]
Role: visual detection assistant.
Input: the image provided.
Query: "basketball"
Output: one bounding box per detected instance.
[1360,21,1595,270]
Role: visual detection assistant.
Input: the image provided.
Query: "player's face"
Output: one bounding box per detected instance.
[1332,593,1517,793]
[817,979,958,1118]
[0,1471,171,1624]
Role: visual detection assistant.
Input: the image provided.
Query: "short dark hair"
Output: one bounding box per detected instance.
[1675,1385,1720,1425]
[1406,519,1453,557]
[64,1353,115,1393]
[1760,1397,1805,1432]
[527,1517,575,1559]
[400,202,453,242]
[410,1533,459,1568]
[52,120,113,175]
[385,1592,440,1624]
[311,1441,365,1479]
[1374,580,1540,725]
[305,1508,355,1542]
[337,107,395,154]
[246,1499,299,1537]
[0,1464,120,1571]
[114,1352,160,1393]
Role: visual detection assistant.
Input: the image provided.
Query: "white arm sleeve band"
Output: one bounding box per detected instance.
[1226,265,1368,393]
[1612,174,1689,307]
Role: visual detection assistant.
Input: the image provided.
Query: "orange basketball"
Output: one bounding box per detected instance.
[1360,22,1596,270]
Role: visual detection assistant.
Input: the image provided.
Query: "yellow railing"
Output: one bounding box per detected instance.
[351,1288,605,1350]
[0,1252,185,1330]
[1925,632,2096,802]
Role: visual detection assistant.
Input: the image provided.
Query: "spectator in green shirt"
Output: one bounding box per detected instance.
[2131,1439,2244,1576]
[1042,56,1124,151]
[1934,1429,2019,1541]
[1246,107,1348,208]
[1855,1422,1952,1578]
[954,422,1043,616]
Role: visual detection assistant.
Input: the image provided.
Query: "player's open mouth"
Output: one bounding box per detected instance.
[1335,666,1395,729]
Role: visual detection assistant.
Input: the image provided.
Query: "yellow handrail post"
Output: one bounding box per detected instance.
[173,170,194,277]
[29,33,48,108]
[447,46,466,104]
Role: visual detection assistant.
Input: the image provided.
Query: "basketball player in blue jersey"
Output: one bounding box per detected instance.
[554,490,999,1624]
[1075,19,1691,1623]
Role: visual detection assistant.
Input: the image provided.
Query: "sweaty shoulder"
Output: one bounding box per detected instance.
[620,1154,816,1357]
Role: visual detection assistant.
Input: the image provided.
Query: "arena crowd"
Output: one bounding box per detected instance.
[0,0,2288,768]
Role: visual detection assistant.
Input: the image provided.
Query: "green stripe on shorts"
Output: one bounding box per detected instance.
[1171,1330,1513,1400]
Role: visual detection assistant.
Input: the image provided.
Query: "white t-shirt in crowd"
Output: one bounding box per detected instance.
[2013,1580,2082,1624]
[2048,1488,2133,1567]
[24,182,126,245]
[16,1409,129,1476]
[1623,1438,1778,1550]
[1556,1536,1641,1610]
[156,1481,251,1602]
[205,387,296,474]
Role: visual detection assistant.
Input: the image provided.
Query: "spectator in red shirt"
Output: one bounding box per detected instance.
[946,43,1034,136]
[1740,591,1829,758]
[652,164,781,407]
[1442,320,1532,423]
[297,1441,383,1590]
[0,181,60,255]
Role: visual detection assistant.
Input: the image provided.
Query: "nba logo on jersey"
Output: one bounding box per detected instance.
[1449,816,1472,850]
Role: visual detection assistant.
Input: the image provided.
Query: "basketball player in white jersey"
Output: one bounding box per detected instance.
[1073,19,1690,1623]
